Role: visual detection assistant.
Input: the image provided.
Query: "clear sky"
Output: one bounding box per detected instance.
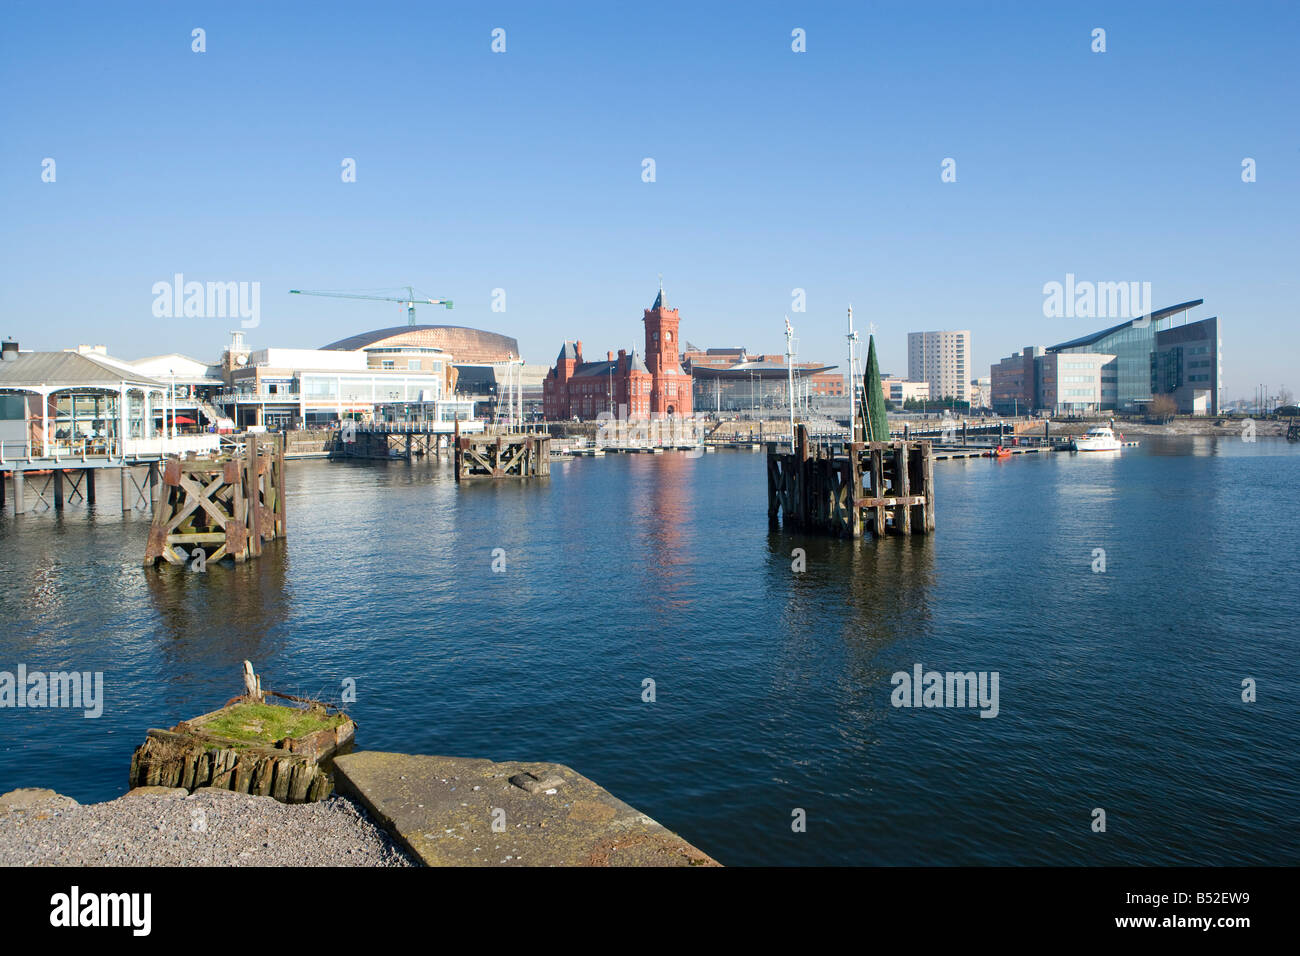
[2,1,1296,401]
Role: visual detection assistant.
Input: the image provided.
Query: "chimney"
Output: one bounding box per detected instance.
[575,340,582,361]
[1,338,17,362]
[608,350,615,362]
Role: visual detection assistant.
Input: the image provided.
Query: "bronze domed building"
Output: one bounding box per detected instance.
[321,326,521,365]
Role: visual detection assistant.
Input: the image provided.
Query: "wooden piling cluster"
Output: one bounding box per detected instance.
[129,702,355,803]
[767,424,935,537]
[454,428,551,481]
[129,727,340,802]
[143,433,285,566]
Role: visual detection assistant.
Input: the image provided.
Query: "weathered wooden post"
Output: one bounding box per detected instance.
[796,425,810,530]
[242,660,264,702]
[246,433,262,558]
[767,453,779,527]
[230,453,248,563]
[84,468,95,503]
[275,434,286,535]
[849,442,863,538]
[869,444,886,536]
[894,440,911,535]
[53,469,64,510]
[923,441,936,532]
[13,470,24,514]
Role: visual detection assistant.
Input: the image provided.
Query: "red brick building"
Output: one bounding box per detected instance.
[543,286,694,420]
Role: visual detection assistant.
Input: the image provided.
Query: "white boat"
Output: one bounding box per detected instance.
[1072,425,1122,452]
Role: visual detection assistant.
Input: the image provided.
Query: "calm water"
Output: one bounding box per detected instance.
[2,436,1297,865]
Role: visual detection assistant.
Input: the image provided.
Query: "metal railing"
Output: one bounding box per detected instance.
[0,433,227,466]
[212,391,301,405]
[360,419,484,433]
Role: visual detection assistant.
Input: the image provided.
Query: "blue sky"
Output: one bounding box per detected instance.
[2,1,1297,400]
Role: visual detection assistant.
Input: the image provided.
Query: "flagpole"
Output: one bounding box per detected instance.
[846,305,859,444]
[785,315,796,452]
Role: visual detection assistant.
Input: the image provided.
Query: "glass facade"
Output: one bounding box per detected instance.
[1054,322,1157,412]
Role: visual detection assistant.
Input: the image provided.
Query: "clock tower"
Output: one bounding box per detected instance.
[642,278,692,416]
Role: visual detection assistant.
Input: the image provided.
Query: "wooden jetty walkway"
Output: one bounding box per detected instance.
[332,419,485,461]
[768,424,934,538]
[143,433,285,566]
[1,435,221,516]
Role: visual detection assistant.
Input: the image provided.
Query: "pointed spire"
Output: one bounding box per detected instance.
[652,273,666,311]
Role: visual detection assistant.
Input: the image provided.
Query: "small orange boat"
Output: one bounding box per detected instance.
[989,445,1012,459]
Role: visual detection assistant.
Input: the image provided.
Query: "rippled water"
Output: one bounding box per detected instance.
[2,436,1297,865]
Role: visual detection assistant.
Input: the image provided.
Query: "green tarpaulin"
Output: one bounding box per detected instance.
[861,335,889,442]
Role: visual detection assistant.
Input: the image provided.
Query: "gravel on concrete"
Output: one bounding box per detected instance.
[0,786,416,867]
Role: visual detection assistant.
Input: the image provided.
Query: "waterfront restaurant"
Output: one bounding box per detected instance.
[0,342,184,460]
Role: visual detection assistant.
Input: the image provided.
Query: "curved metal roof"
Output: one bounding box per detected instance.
[689,361,836,379]
[320,325,521,363]
[1047,299,1204,352]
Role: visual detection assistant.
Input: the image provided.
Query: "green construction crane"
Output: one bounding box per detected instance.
[289,286,453,326]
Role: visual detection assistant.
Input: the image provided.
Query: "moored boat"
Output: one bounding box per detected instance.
[1071,426,1122,452]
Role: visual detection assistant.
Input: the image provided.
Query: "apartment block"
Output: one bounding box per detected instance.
[907,330,971,403]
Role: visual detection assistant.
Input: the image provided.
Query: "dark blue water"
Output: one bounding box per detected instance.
[2,436,1297,865]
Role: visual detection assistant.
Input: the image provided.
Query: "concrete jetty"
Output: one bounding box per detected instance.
[333,751,718,867]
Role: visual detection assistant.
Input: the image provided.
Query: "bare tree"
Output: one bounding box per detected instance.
[1148,394,1177,421]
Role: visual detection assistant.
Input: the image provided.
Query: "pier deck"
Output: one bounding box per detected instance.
[333,751,718,867]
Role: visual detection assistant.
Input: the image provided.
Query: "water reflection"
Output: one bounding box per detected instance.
[630,454,696,613]
[763,529,936,706]
[144,540,290,671]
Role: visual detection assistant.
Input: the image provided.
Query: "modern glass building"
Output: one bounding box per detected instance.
[1046,299,1204,413]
